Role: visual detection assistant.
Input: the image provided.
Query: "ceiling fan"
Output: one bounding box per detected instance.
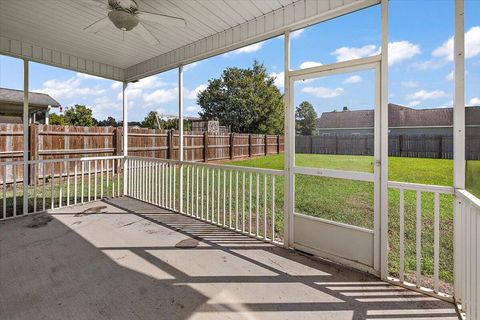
[83,0,186,45]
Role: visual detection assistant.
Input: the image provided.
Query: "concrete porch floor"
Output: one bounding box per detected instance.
[0,197,458,320]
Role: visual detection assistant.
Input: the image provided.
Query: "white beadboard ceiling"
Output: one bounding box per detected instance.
[0,0,378,81]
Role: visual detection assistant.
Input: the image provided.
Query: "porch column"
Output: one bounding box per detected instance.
[453,0,465,190]
[178,65,184,212]
[379,0,389,279]
[122,82,128,195]
[453,0,465,298]
[23,59,29,215]
[283,30,294,248]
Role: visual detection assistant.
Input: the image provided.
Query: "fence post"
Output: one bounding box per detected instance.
[167,130,173,159]
[203,131,209,162]
[29,124,38,185]
[265,134,268,155]
[248,134,253,157]
[230,133,234,160]
[399,135,403,156]
[438,135,443,159]
[114,127,122,156]
[277,135,280,154]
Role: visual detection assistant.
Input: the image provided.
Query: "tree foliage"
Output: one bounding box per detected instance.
[295,101,318,136]
[64,104,97,126]
[197,61,283,134]
[49,113,69,125]
[98,116,119,127]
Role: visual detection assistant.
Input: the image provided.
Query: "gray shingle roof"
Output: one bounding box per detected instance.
[317,104,480,128]
[0,87,60,107]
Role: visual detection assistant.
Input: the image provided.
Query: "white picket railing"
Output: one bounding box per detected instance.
[455,189,480,320]
[125,156,284,245]
[0,155,124,219]
[387,181,455,301]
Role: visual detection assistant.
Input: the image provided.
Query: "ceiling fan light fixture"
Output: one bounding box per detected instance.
[108,10,139,31]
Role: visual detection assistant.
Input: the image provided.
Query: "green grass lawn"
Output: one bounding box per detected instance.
[230,153,480,292]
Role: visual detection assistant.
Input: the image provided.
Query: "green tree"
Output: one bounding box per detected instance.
[98,116,119,127]
[141,111,158,129]
[197,61,283,134]
[49,113,69,125]
[64,104,97,126]
[295,101,318,136]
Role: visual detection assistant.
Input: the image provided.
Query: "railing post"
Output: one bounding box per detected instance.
[203,131,209,162]
[230,133,234,160]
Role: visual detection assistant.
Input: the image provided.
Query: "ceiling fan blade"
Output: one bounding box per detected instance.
[84,16,111,33]
[138,11,186,27]
[136,23,160,46]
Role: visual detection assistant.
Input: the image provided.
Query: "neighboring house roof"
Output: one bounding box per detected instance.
[0,87,60,108]
[318,103,480,129]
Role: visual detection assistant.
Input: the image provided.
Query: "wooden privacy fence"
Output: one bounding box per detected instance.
[0,124,284,183]
[296,134,480,160]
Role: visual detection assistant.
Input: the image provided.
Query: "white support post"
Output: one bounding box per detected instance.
[453,0,465,299]
[453,0,465,190]
[122,82,128,195]
[45,106,50,125]
[179,65,184,212]
[283,31,294,248]
[379,0,389,279]
[23,59,29,215]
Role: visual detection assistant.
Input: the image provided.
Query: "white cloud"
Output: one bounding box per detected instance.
[408,100,421,107]
[36,75,106,100]
[185,84,207,100]
[331,44,377,62]
[230,42,263,54]
[186,105,201,114]
[76,72,103,80]
[301,86,344,98]
[291,28,305,39]
[343,75,363,84]
[143,88,177,104]
[388,41,421,65]
[331,41,419,65]
[406,89,446,101]
[184,61,200,71]
[433,26,480,61]
[411,59,447,70]
[446,70,454,81]
[270,71,284,88]
[111,82,122,89]
[469,97,480,105]
[299,61,322,69]
[401,80,419,88]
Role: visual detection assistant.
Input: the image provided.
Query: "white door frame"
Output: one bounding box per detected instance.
[286,56,382,273]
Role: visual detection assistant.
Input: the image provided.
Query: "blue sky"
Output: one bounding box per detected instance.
[0,0,478,122]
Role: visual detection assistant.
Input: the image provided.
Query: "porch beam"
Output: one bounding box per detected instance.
[23,59,29,215]
[178,64,184,212]
[122,82,128,195]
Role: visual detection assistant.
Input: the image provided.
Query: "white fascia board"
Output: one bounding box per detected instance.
[0,35,124,81]
[125,0,380,82]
